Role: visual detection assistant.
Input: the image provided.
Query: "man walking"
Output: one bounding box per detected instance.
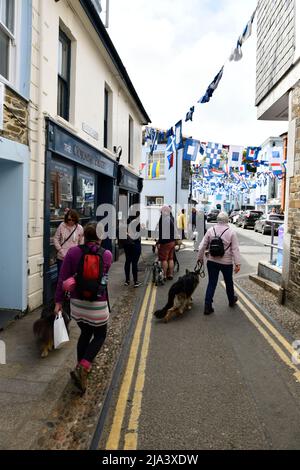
[198,212,241,315]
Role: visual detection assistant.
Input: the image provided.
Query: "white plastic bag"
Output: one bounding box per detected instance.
[54,311,69,349]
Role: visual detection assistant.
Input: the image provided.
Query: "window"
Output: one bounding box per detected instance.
[128,116,133,164]
[50,160,74,221]
[0,0,15,80]
[147,151,165,179]
[76,169,95,219]
[104,84,112,150]
[57,29,71,121]
[146,196,164,207]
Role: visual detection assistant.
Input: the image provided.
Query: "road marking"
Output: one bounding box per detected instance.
[229,283,300,382]
[124,285,158,450]
[105,282,152,450]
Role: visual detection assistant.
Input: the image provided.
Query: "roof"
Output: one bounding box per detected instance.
[80,0,151,125]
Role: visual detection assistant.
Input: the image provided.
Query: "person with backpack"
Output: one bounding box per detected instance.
[53,209,84,277]
[197,212,241,315]
[54,222,112,393]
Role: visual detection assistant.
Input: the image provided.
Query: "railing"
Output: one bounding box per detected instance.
[263,222,282,266]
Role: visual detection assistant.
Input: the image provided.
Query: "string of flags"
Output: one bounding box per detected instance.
[144,7,257,160]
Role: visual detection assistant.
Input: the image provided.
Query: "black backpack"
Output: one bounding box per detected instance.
[76,245,106,301]
[209,227,230,257]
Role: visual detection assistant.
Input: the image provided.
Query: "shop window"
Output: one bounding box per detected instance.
[57,29,71,121]
[146,196,164,206]
[76,169,95,218]
[0,0,15,80]
[50,160,74,221]
[147,151,165,179]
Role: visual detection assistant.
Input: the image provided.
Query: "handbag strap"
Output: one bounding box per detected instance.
[61,225,78,247]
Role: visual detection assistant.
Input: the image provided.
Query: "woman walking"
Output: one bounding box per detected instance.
[124,212,142,287]
[55,222,112,393]
[198,212,241,315]
[53,209,84,277]
[157,205,176,281]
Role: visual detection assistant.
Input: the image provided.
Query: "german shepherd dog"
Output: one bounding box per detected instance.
[33,301,70,358]
[154,269,200,323]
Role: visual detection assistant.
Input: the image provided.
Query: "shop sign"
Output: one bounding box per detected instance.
[48,121,117,178]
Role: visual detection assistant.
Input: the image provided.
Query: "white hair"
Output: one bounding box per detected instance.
[217,212,229,224]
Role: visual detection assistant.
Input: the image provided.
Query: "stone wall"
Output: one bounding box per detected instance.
[0,85,29,146]
[256,0,295,106]
[286,88,300,313]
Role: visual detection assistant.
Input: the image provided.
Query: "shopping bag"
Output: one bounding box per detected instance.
[54,311,70,349]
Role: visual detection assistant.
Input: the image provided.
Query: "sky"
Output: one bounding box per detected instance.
[106,0,287,147]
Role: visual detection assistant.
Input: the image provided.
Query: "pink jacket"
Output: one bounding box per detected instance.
[198,223,241,266]
[53,222,84,260]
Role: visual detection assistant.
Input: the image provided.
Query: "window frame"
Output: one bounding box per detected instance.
[0,0,16,82]
[128,115,133,165]
[57,29,71,121]
[103,83,112,151]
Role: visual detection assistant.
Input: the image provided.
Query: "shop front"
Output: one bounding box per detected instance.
[44,119,118,304]
[116,165,143,255]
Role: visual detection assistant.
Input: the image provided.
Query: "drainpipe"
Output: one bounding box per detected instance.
[34,0,45,235]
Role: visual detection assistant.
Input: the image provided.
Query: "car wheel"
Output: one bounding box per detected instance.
[262,226,267,235]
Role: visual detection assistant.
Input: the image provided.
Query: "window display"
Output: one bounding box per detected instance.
[76,169,95,218]
[50,159,74,221]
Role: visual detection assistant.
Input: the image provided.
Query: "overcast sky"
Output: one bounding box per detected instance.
[107,0,287,147]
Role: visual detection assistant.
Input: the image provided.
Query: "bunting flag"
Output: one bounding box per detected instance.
[175,120,183,149]
[149,129,158,155]
[211,168,225,177]
[239,164,246,175]
[246,146,261,161]
[166,136,176,169]
[228,145,243,167]
[166,127,174,138]
[270,162,283,176]
[202,168,211,178]
[183,138,200,161]
[229,9,256,62]
[139,163,146,171]
[149,161,160,179]
[198,66,224,104]
[185,106,195,122]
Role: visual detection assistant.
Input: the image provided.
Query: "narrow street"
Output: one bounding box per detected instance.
[96,227,300,451]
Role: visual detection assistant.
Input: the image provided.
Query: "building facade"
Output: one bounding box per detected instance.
[140,137,189,234]
[256,0,300,312]
[28,0,150,310]
[0,0,32,326]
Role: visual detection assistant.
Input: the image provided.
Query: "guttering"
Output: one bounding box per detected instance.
[79,0,151,125]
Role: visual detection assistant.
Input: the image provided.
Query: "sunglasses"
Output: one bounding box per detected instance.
[67,218,75,222]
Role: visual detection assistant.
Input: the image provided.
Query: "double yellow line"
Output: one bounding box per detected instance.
[105,282,157,450]
[233,283,300,383]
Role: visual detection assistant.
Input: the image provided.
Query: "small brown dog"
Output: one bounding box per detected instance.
[33,302,70,358]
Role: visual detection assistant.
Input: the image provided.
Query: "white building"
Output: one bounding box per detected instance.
[28,0,150,309]
[140,139,189,234]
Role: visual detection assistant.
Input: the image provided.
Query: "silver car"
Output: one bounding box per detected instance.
[254,214,284,235]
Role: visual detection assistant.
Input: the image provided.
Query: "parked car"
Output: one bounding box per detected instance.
[254,214,284,235]
[228,210,240,223]
[237,210,264,229]
[207,209,220,222]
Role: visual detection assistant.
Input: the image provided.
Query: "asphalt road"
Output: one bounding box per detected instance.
[100,228,300,451]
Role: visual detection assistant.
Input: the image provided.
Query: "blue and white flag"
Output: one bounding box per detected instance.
[166,127,174,138]
[149,128,158,155]
[175,120,183,149]
[246,146,261,161]
[165,135,176,169]
[183,139,200,161]
[205,142,223,167]
[185,106,195,122]
[229,9,256,62]
[228,145,243,167]
[198,66,224,104]
[202,167,211,179]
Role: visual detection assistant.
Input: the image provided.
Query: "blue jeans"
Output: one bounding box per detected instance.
[205,260,235,306]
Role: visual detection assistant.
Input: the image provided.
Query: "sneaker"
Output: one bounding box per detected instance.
[134,282,142,288]
[204,304,214,315]
[124,281,130,286]
[229,296,238,307]
[70,365,88,393]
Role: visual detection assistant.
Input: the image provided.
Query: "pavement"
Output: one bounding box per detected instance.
[1,234,300,450]
[0,246,154,450]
